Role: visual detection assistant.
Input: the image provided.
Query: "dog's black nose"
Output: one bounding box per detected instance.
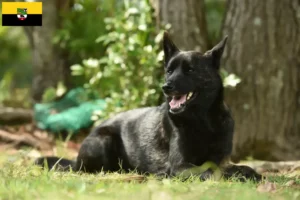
[162,83,174,92]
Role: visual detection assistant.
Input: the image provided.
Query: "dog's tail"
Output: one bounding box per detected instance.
[34,156,76,171]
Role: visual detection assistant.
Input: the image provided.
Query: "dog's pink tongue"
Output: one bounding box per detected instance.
[169,95,187,109]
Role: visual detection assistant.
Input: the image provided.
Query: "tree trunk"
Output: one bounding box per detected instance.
[222,0,300,161]
[26,0,73,102]
[151,0,209,52]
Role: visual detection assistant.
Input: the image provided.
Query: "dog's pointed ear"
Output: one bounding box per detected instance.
[204,36,228,70]
[163,31,179,65]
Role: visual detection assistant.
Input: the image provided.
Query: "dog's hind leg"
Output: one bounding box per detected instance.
[222,164,262,182]
[74,126,120,173]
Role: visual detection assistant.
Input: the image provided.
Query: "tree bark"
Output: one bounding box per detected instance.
[27,0,73,102]
[151,0,210,52]
[222,0,300,161]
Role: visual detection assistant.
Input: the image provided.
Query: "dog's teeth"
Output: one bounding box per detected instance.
[187,92,193,100]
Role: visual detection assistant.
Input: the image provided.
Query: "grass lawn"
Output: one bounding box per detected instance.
[0,151,299,200]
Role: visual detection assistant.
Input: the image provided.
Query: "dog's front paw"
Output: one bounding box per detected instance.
[199,169,214,181]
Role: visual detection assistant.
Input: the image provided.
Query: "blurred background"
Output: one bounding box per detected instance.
[0,0,299,162]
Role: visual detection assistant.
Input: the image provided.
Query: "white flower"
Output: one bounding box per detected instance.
[223,74,241,87]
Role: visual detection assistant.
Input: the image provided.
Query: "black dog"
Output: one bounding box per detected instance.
[36,32,261,181]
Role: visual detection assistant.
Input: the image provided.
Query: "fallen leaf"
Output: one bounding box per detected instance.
[285,180,295,187]
[257,181,277,193]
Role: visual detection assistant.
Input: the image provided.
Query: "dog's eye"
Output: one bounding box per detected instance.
[167,70,173,74]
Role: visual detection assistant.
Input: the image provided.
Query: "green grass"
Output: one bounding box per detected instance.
[0,152,299,200]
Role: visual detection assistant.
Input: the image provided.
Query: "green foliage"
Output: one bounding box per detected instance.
[0,70,31,108]
[205,0,226,47]
[52,0,125,87]
[0,26,31,85]
[0,4,31,107]
[0,0,235,111]
[0,2,32,87]
[0,29,31,87]
[42,82,67,103]
[0,71,13,105]
[72,0,165,120]
[53,0,118,64]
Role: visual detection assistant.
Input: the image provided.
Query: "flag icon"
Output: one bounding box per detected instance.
[2,2,42,26]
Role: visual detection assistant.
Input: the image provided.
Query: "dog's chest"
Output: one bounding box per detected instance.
[171,124,217,163]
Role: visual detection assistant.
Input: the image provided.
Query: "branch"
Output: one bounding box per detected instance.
[0,107,33,125]
[0,130,52,150]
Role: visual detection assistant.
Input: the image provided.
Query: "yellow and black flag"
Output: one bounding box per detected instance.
[2,2,42,26]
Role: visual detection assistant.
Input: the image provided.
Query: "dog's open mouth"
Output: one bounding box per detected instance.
[169,92,197,113]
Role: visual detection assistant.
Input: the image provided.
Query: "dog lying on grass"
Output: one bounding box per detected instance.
[36,32,262,182]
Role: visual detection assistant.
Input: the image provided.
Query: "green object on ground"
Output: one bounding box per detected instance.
[34,88,106,134]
